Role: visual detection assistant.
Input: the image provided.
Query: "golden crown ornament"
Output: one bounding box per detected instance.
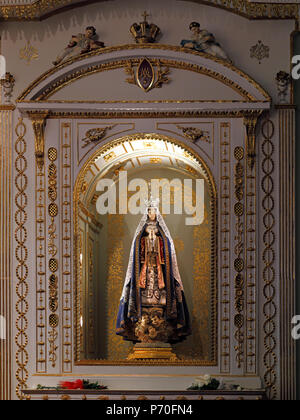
[130,11,160,44]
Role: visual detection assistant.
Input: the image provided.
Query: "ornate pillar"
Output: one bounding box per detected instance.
[276,104,296,400]
[0,105,14,400]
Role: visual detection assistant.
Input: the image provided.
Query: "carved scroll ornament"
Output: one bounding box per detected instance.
[29,112,49,171]
[243,111,263,169]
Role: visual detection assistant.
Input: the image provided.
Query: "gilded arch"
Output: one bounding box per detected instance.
[17,44,271,105]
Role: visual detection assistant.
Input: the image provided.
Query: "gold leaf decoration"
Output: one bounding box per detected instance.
[19,41,39,65]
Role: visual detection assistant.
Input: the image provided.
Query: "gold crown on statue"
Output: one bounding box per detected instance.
[130,11,160,44]
[145,194,160,209]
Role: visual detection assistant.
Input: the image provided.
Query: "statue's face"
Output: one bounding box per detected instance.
[85,28,94,38]
[148,326,157,339]
[141,314,149,325]
[148,208,157,221]
[151,315,160,326]
[191,25,200,35]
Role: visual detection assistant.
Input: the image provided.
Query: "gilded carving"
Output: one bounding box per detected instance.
[233,146,245,369]
[103,151,116,162]
[15,118,29,400]
[36,146,47,372]
[0,109,13,400]
[250,40,270,64]
[176,125,210,144]
[61,122,72,373]
[30,112,49,171]
[245,124,257,374]
[130,12,160,44]
[261,116,277,400]
[82,125,115,148]
[44,109,268,120]
[220,122,231,373]
[0,1,298,21]
[19,41,39,65]
[243,112,262,169]
[125,58,170,92]
[47,147,59,368]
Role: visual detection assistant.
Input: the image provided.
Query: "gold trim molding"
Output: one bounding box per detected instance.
[0,109,13,400]
[261,116,277,400]
[24,109,269,121]
[0,0,298,21]
[15,118,29,400]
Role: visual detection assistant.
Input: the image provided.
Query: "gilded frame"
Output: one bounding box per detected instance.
[73,133,218,366]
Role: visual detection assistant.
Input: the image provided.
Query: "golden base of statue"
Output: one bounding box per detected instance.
[127,343,178,362]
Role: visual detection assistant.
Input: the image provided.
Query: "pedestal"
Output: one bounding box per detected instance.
[127,343,178,361]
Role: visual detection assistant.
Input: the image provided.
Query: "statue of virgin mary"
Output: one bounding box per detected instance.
[116,199,191,345]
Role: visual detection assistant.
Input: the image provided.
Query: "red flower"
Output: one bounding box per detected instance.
[60,380,84,390]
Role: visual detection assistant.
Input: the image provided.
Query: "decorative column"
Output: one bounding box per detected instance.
[14,117,29,400]
[0,105,14,400]
[243,112,262,376]
[28,112,49,373]
[260,112,278,400]
[276,104,296,400]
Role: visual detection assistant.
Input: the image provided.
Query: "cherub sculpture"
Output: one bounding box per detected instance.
[275,71,291,104]
[53,26,105,66]
[181,22,231,62]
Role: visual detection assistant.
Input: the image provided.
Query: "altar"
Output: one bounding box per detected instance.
[22,389,267,401]
[0,0,297,401]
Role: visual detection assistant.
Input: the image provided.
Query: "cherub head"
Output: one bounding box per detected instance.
[148,326,158,340]
[140,313,150,326]
[275,71,291,90]
[85,26,96,39]
[189,22,201,35]
[150,309,164,328]
[151,314,163,328]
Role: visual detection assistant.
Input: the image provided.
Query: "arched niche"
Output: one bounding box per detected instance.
[73,133,218,365]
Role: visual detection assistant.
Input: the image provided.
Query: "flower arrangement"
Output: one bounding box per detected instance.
[36,380,108,391]
[187,375,220,391]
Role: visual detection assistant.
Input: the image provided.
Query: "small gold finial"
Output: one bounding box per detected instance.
[142,11,150,22]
